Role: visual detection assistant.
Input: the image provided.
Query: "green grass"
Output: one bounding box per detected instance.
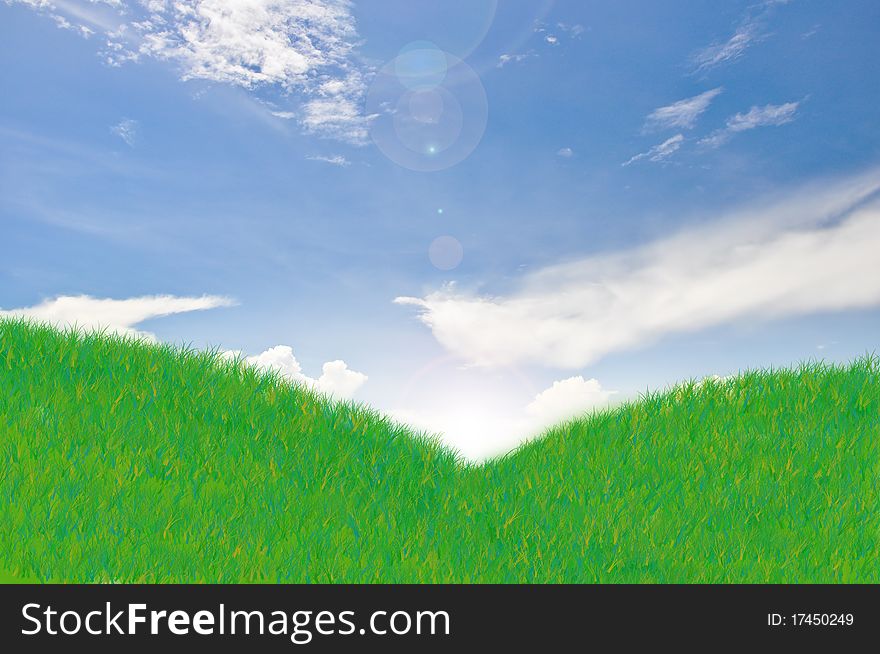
[1,318,878,583]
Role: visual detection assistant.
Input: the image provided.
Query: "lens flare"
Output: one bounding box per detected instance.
[367,44,488,172]
[428,235,464,270]
[386,356,540,460]
[394,41,449,90]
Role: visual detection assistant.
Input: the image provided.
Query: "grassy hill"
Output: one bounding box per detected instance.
[1,319,878,583]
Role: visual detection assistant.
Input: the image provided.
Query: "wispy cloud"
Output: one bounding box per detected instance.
[622,133,684,166]
[9,0,123,34]
[299,73,374,144]
[395,170,880,369]
[700,100,800,147]
[644,88,722,131]
[556,22,586,38]
[9,0,371,144]
[801,24,821,39]
[496,52,535,68]
[306,154,351,167]
[556,147,574,158]
[0,294,235,340]
[110,118,138,146]
[691,22,758,72]
[690,1,789,73]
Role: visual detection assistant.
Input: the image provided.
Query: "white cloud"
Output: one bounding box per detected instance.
[544,35,558,45]
[556,147,573,158]
[316,359,367,398]
[622,133,684,166]
[111,118,138,146]
[700,101,799,147]
[306,154,350,167]
[132,1,347,87]
[10,0,370,144]
[134,1,370,143]
[395,169,880,369]
[525,376,615,426]
[234,344,367,399]
[244,344,305,379]
[0,294,235,340]
[643,88,722,131]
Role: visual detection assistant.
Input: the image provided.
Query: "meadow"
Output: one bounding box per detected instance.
[1,318,878,582]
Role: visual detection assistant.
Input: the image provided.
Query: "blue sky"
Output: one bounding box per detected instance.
[2,0,879,458]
